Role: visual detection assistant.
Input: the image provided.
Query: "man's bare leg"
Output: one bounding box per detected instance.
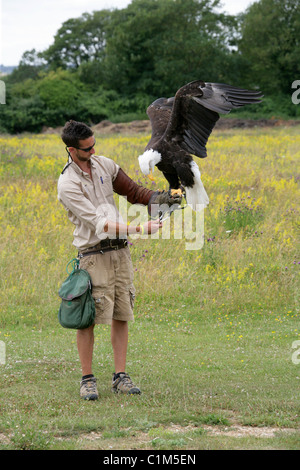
[77,324,95,376]
[111,319,128,373]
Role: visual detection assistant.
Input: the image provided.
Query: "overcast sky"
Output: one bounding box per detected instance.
[0,0,256,66]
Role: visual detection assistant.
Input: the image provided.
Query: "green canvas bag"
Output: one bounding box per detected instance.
[58,259,95,329]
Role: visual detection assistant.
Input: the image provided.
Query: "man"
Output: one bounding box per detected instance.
[58,120,181,400]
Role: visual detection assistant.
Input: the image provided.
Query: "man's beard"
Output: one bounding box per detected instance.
[76,153,91,162]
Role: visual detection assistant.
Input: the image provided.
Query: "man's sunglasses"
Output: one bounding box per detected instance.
[74,140,96,152]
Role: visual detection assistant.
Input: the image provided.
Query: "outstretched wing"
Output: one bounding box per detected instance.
[162,80,263,158]
[145,97,174,150]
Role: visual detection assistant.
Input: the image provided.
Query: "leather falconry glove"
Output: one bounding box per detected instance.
[112,168,182,219]
[148,190,182,219]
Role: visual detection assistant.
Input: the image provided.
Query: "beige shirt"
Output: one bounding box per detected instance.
[57,155,122,250]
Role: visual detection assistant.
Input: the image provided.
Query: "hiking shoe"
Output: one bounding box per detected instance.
[112,372,141,395]
[80,376,98,400]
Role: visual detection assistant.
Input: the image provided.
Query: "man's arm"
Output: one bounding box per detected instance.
[102,219,162,237]
[112,168,182,216]
[112,168,154,206]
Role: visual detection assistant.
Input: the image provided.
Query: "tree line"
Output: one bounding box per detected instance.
[1,0,299,134]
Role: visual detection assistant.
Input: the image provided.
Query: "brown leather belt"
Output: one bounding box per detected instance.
[78,239,128,257]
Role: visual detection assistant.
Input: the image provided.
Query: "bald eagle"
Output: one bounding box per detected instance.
[138,80,263,210]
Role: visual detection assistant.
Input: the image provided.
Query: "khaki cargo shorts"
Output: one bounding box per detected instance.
[79,246,135,325]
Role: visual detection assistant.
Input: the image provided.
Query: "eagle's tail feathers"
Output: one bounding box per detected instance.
[184,161,209,211]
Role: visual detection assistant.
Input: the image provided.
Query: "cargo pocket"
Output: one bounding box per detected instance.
[93,290,107,323]
[94,292,106,312]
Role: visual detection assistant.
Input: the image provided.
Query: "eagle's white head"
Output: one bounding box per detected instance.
[138,149,162,176]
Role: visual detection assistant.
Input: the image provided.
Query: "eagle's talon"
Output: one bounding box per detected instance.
[170,188,183,197]
[148,173,155,181]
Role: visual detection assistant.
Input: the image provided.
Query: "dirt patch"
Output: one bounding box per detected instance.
[41,120,151,135]
[42,118,300,135]
[74,423,296,442]
[214,117,300,130]
[0,424,296,449]
[92,120,151,135]
[201,424,295,438]
[92,118,300,134]
[0,433,10,445]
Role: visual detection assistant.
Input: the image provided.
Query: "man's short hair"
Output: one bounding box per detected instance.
[61,120,93,148]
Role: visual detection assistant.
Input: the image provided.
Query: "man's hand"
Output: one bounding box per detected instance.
[143,219,163,234]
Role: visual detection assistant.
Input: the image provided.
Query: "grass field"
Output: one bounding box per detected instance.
[0,125,299,450]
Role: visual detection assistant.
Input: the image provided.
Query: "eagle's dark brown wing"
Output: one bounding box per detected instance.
[145,97,174,150]
[161,80,263,158]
